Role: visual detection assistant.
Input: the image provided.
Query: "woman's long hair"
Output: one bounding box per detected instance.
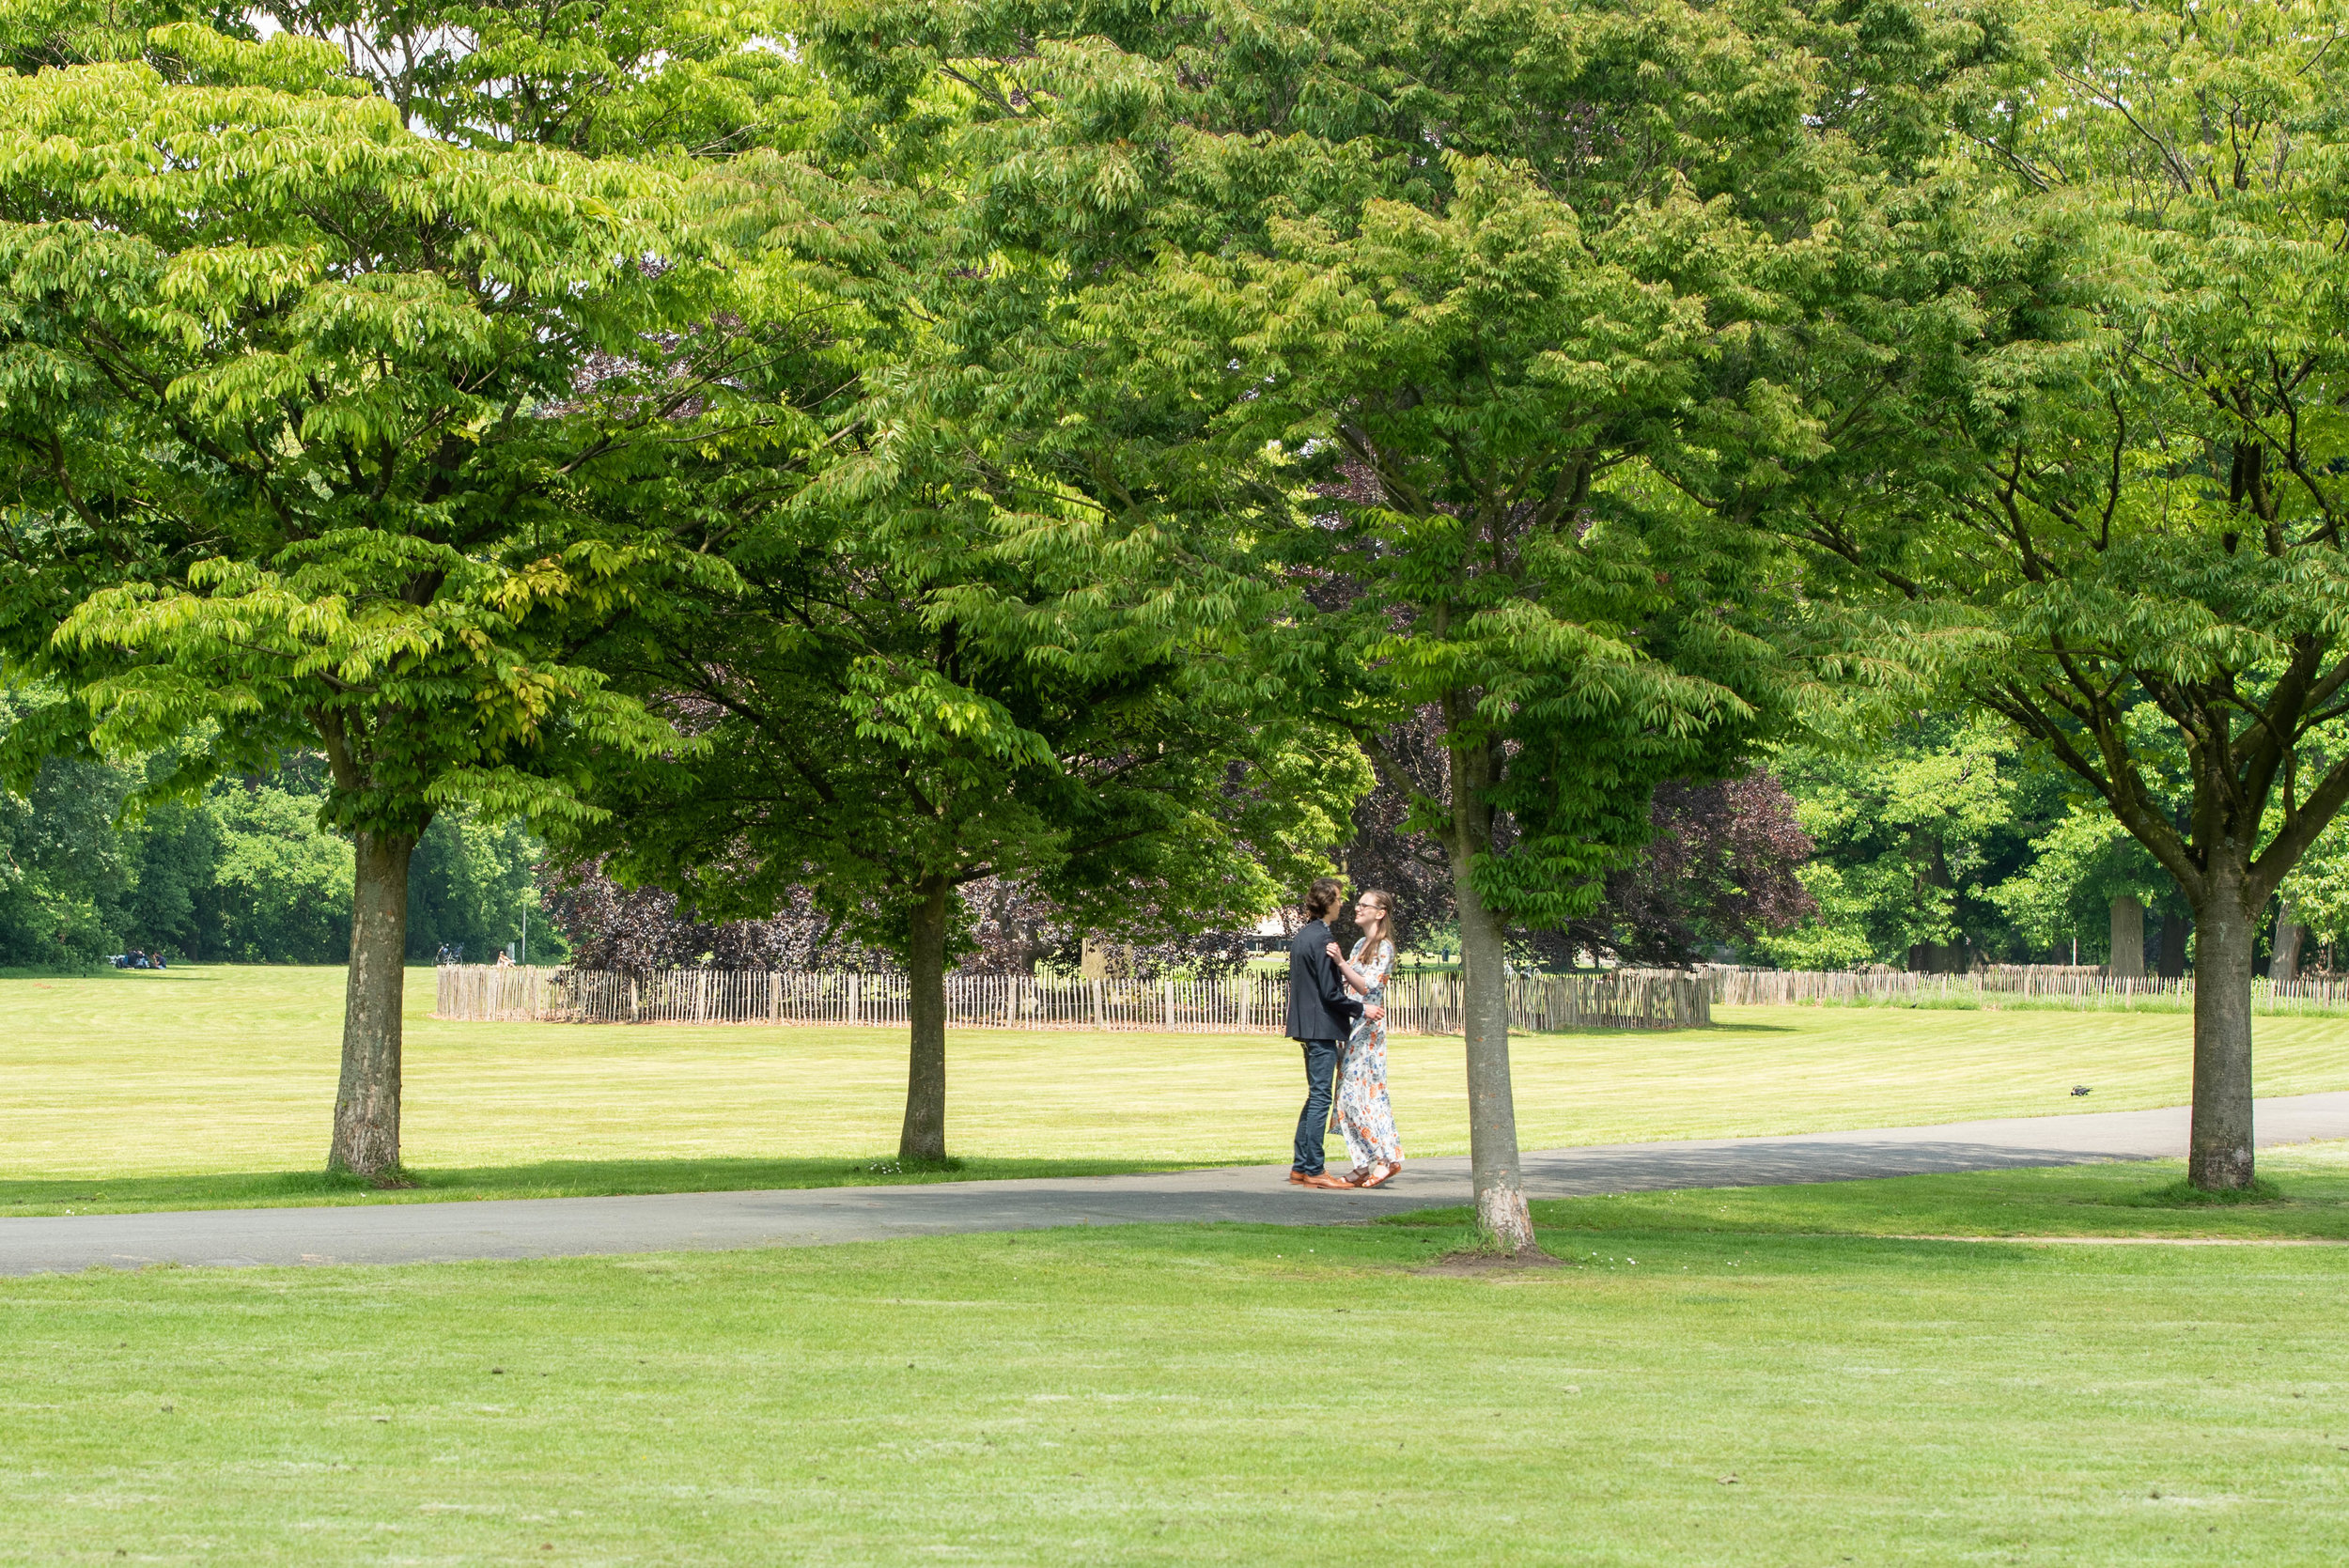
[1354,888,1399,962]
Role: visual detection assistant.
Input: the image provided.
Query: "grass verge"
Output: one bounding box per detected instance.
[14,967,2349,1192]
[1379,1143,2349,1241]
[2127,1176,2290,1207]
[0,1155,1220,1219]
[1805,992,2349,1016]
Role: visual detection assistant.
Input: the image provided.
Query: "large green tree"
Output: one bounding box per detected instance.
[812,0,1934,1247]
[1791,0,2349,1188]
[575,440,1361,1163]
[0,12,824,1174]
[573,24,1363,1164]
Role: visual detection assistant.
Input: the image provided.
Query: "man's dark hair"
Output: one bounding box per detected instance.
[1304,877,1344,920]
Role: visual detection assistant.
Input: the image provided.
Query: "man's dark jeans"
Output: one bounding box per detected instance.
[1292,1038,1342,1174]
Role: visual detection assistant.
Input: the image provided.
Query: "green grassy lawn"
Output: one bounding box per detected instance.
[8,1154,2348,1565]
[1404,1138,2349,1242]
[5,965,2348,1216]
[0,1157,1213,1217]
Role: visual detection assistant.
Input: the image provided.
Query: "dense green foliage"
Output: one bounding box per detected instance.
[1766,725,2047,971]
[0,0,838,1171]
[1749,0,2349,1185]
[0,696,551,967]
[0,26,694,831]
[806,0,1941,1238]
[1761,724,2186,971]
[8,0,2349,1199]
[824,0,1813,912]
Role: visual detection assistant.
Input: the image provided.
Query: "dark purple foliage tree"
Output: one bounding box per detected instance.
[958,878,1063,975]
[543,860,891,972]
[1330,708,1457,955]
[952,877,1261,981]
[544,862,1258,980]
[1538,773,1817,969]
[1335,712,1815,968]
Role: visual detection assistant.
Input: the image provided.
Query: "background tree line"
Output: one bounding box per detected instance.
[0,695,552,968]
[30,690,2349,984]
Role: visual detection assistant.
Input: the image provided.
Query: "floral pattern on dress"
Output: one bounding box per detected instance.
[1336,937,1402,1170]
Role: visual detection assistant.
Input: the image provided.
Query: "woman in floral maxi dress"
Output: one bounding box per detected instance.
[1326,890,1404,1188]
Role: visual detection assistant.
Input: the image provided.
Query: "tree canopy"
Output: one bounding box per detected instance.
[0,9,830,1174]
[568,15,1366,1162]
[8,0,2344,1203]
[810,0,1968,1243]
[1782,0,2349,1188]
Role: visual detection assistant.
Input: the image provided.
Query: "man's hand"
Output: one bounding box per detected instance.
[1364,1004,1384,1022]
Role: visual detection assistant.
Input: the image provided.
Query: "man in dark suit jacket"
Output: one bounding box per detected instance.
[1285,877,1381,1188]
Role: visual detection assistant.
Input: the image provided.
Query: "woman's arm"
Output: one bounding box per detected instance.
[1325,942,1380,992]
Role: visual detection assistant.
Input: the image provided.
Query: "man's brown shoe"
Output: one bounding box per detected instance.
[1300,1172,1352,1189]
[1287,1171,1315,1186]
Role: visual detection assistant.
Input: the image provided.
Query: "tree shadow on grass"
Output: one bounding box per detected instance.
[1375,1159,2349,1241]
[0,1156,1240,1218]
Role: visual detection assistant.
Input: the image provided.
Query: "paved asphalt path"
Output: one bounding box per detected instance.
[7,1093,2347,1276]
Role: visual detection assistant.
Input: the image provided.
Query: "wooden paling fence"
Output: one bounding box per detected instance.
[436,963,557,1024]
[1702,964,2349,1013]
[435,965,1711,1033]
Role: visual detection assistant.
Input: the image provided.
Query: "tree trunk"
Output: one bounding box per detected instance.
[2108,894,2144,978]
[1909,939,1967,973]
[1454,870,1533,1250]
[898,877,951,1163]
[1440,698,1534,1254]
[329,829,417,1180]
[2186,872,2258,1192]
[2159,910,2189,979]
[2272,901,2304,983]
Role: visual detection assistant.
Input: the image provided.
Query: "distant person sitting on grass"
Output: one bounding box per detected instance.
[1285,877,1380,1189]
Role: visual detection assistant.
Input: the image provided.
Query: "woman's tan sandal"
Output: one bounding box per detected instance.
[1356,1162,1398,1189]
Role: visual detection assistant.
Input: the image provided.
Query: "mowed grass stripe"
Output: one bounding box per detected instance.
[6,1201,2347,1564]
[1394,1143,2349,1240]
[5,966,2348,1187]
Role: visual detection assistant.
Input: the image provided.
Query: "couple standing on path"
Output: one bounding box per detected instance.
[1285,877,1406,1190]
